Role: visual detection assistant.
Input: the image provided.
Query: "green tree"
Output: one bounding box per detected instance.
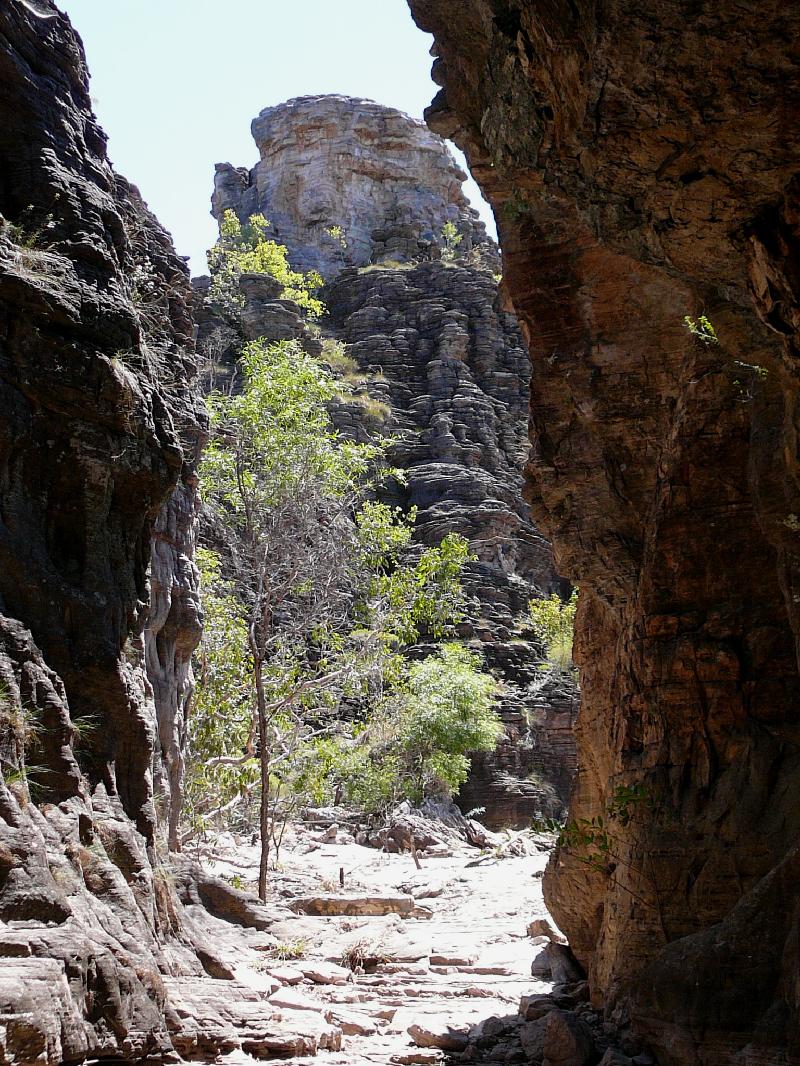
[197,337,476,896]
[292,643,501,813]
[208,210,325,317]
[392,643,501,799]
[528,590,578,675]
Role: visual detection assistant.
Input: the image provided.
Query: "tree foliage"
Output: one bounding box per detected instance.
[528,590,578,675]
[208,210,325,317]
[264,644,500,816]
[391,643,500,798]
[185,548,256,830]
[192,336,495,891]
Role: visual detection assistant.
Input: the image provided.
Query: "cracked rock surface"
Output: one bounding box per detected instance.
[406,0,800,1060]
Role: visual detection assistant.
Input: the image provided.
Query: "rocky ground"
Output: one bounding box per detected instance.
[172,812,650,1066]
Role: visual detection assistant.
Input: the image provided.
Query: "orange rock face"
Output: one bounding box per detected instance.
[406,0,800,1061]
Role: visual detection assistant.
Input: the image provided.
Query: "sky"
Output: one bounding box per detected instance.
[58,0,496,275]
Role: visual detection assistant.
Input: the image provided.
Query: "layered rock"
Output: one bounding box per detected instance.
[323,259,576,825]
[202,94,579,827]
[406,0,800,1061]
[212,94,493,278]
[0,1,206,1056]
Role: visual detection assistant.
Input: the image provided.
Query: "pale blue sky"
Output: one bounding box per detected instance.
[58,0,495,274]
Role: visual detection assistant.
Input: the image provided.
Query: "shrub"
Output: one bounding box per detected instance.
[440,221,463,263]
[528,590,578,675]
[208,210,325,317]
[393,643,501,798]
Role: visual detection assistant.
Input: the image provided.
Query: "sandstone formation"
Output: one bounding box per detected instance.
[0,2,212,1058]
[201,94,579,829]
[323,258,576,826]
[406,0,800,1061]
[212,95,493,278]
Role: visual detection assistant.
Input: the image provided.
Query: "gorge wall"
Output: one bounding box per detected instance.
[405,0,800,1062]
[0,2,213,1059]
[204,94,579,829]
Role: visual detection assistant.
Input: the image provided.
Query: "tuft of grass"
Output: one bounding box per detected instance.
[340,935,389,974]
[269,938,308,961]
[2,762,49,800]
[352,395,392,423]
[70,714,99,747]
[321,339,364,381]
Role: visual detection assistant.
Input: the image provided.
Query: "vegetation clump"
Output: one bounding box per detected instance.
[528,590,578,676]
[440,220,463,262]
[208,210,325,317]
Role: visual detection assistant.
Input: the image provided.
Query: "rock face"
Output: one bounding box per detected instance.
[0,0,205,1057]
[406,0,800,1061]
[323,258,576,826]
[212,95,492,278]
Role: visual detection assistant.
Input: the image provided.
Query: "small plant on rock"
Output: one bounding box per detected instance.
[683,314,718,345]
[528,590,578,676]
[270,938,308,961]
[440,221,463,263]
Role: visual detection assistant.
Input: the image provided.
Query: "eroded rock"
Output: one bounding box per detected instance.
[213,95,493,278]
[406,0,800,1059]
[291,894,416,917]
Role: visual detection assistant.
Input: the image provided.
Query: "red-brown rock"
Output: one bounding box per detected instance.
[406,0,800,1061]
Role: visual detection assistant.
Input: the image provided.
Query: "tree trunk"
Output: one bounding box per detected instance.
[255,656,270,901]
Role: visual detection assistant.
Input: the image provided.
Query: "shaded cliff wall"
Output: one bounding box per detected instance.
[406,0,800,1062]
[0,1,206,1057]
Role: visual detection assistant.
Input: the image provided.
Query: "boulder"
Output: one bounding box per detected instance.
[291,894,415,917]
[408,1021,470,1052]
[542,1010,595,1066]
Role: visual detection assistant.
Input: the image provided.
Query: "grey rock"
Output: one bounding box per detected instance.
[213,95,494,279]
[545,942,586,985]
[519,1017,548,1060]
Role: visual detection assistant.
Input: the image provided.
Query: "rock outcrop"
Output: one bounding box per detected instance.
[212,95,493,278]
[323,258,576,826]
[0,1,206,1057]
[201,94,579,829]
[406,0,800,1061]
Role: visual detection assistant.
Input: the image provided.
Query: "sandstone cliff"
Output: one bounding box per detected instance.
[212,94,493,278]
[406,0,800,1061]
[324,259,576,827]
